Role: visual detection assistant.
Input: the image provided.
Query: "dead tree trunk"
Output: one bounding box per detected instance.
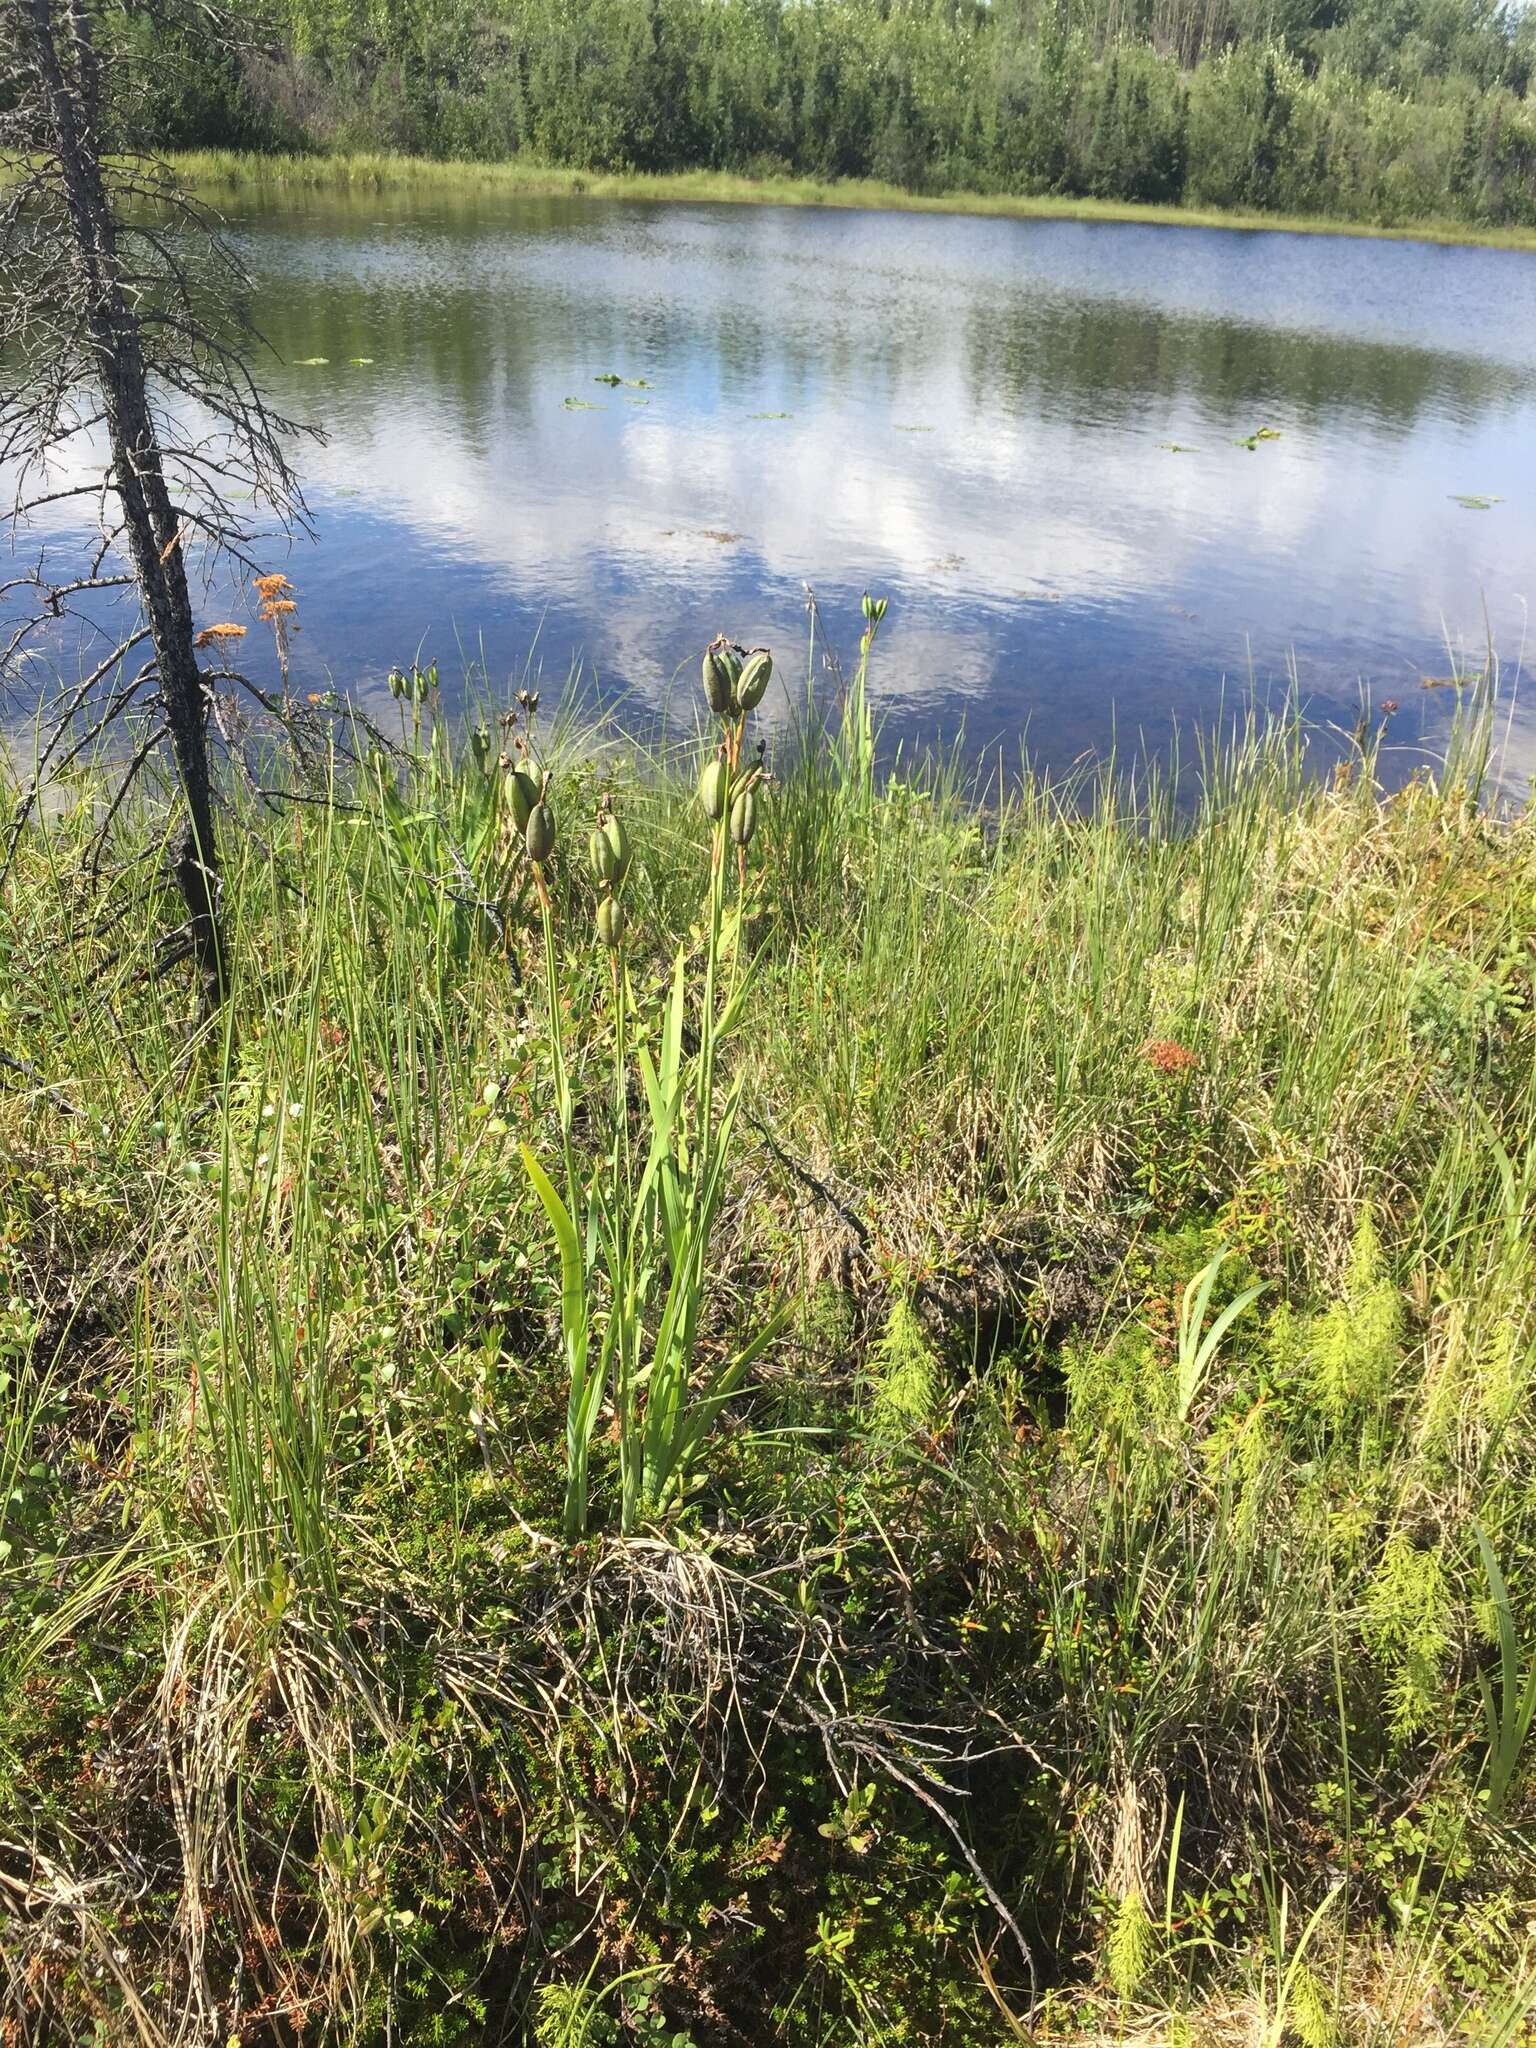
[19,0,225,1006]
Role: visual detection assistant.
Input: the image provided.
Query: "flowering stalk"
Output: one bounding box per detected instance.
[255,572,299,700]
[519,641,786,1538]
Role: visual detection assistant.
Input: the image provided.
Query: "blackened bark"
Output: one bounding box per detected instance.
[21,0,226,1008]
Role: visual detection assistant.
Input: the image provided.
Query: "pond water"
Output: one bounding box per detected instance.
[15,191,1536,778]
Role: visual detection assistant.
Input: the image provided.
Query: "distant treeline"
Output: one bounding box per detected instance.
[145,0,1536,225]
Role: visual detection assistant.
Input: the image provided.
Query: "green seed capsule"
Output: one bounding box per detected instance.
[703,644,735,717]
[525,802,555,862]
[589,826,618,886]
[729,786,758,847]
[699,758,729,822]
[602,816,632,888]
[596,895,626,949]
[470,726,493,775]
[737,648,772,713]
[505,766,540,830]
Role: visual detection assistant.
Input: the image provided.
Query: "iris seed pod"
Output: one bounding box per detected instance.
[737,648,772,712]
[525,802,556,863]
[703,644,735,717]
[699,758,729,822]
[589,826,618,886]
[505,766,539,830]
[602,816,632,888]
[596,895,626,949]
[721,644,743,706]
[729,787,758,847]
[470,726,492,776]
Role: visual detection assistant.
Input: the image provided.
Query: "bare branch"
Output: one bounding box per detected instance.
[2,0,325,1009]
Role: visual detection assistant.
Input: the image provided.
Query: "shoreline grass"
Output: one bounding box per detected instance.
[4,656,1536,2043]
[168,146,1536,254]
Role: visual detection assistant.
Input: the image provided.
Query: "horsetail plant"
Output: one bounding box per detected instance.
[521,641,787,1538]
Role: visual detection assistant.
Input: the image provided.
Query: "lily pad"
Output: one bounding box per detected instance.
[593,373,623,386]
[751,410,792,420]
[293,356,330,367]
[349,356,374,366]
[564,397,602,411]
[1235,426,1282,451]
[1450,493,1501,510]
[1158,441,1199,453]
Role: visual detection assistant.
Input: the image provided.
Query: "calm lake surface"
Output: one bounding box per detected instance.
[18,192,1536,776]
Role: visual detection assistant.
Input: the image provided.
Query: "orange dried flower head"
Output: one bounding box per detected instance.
[1142,1038,1198,1076]
[194,622,248,648]
[259,597,299,618]
[254,572,293,600]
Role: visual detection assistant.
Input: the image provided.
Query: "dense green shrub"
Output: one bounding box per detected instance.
[131,0,1536,226]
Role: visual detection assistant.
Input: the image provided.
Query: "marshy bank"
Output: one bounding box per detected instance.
[3,669,1535,2045]
[171,149,1536,252]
